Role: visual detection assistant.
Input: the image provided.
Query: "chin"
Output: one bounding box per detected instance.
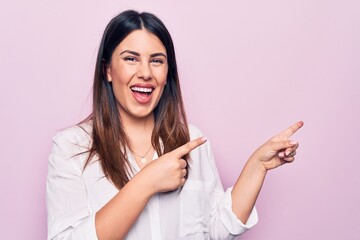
[129,109,155,119]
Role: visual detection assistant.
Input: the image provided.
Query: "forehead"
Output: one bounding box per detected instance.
[116,29,166,54]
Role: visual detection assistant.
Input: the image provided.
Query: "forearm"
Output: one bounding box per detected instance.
[95,173,153,240]
[231,158,267,223]
[231,121,303,224]
[94,137,207,239]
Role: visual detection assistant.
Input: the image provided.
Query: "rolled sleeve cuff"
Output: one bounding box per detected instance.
[66,212,98,240]
[218,187,259,235]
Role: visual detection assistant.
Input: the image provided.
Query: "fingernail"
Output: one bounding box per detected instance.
[290,141,298,145]
[201,137,207,142]
[279,152,285,158]
[285,150,291,156]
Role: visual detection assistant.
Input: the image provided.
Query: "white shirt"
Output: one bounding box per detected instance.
[46,123,258,240]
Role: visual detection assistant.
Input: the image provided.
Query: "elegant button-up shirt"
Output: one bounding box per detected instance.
[46,123,258,239]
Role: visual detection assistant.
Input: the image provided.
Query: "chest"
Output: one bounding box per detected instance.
[82,160,213,239]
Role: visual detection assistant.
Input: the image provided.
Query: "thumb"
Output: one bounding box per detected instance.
[172,137,207,158]
[269,140,298,151]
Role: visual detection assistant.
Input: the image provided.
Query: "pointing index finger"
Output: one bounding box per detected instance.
[281,121,304,138]
[173,137,207,158]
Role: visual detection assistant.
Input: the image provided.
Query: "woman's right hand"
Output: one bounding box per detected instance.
[139,137,207,194]
[95,138,208,240]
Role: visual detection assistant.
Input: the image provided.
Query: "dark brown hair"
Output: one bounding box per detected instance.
[82,10,190,189]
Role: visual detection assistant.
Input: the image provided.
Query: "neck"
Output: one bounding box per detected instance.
[120,112,155,146]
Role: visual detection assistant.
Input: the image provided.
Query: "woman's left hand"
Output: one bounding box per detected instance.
[250,121,304,171]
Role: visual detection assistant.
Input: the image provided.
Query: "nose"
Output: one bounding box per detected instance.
[137,62,152,80]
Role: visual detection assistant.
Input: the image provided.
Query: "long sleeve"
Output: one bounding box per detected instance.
[186,124,258,240]
[46,127,98,240]
[47,124,258,240]
[206,140,258,240]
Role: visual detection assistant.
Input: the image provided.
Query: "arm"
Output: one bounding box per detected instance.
[96,137,207,239]
[231,121,304,223]
[47,129,153,240]
[204,138,258,239]
[47,132,155,240]
[47,127,206,240]
[94,173,152,239]
[47,129,98,240]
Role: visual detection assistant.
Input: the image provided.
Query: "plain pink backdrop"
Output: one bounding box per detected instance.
[1,0,359,239]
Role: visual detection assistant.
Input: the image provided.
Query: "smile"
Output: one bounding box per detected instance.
[130,85,155,104]
[130,86,154,94]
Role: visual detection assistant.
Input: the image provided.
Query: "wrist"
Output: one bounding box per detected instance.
[132,171,156,198]
[247,156,268,176]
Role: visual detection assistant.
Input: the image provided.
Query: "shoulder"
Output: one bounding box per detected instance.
[53,121,92,142]
[48,122,93,174]
[188,124,212,150]
[188,124,205,140]
[187,124,218,180]
[51,121,92,155]
[187,123,213,155]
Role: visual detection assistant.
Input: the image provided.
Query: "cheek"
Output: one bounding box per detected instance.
[111,76,128,95]
[111,64,136,84]
[155,68,168,86]
[110,68,133,100]
[115,74,128,85]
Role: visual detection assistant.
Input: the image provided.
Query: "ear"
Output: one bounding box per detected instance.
[106,65,112,82]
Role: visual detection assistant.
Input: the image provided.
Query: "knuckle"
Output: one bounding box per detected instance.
[181,158,187,166]
[268,140,278,149]
[176,161,182,169]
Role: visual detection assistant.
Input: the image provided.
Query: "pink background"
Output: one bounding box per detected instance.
[1,0,359,239]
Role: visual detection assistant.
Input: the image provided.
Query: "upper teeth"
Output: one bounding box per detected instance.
[131,87,153,93]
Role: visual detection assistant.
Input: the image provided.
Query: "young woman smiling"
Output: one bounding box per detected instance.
[46,10,303,240]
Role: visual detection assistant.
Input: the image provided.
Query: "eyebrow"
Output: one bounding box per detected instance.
[120,50,167,58]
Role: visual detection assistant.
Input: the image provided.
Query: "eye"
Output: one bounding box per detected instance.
[124,56,138,62]
[151,58,165,64]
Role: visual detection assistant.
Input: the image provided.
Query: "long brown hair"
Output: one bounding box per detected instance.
[82,10,190,189]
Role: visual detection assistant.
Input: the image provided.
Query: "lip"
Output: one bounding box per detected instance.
[130,83,155,89]
[130,83,155,104]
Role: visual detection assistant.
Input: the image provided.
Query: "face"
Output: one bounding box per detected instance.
[106,29,168,122]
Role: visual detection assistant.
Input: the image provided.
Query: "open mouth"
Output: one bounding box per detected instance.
[130,86,154,95]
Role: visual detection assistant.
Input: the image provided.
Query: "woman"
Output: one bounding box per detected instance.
[46,10,303,240]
